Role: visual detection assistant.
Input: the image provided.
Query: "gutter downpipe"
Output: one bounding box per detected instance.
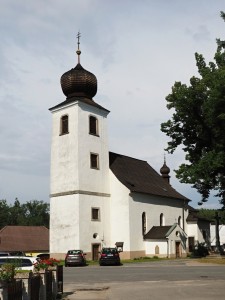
[166,237,169,258]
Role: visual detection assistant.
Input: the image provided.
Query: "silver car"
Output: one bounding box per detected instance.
[65,250,87,267]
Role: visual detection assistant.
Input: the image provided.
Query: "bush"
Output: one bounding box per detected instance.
[0,263,15,282]
[192,242,209,257]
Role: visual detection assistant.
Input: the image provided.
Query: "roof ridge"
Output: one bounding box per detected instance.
[109,151,147,163]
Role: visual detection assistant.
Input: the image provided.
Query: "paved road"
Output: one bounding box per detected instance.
[62,259,225,299]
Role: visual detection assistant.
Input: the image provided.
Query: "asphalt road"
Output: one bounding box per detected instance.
[62,259,225,300]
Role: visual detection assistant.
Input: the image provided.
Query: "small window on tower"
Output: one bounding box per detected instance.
[60,115,69,135]
[92,208,100,221]
[90,153,99,169]
[89,116,98,136]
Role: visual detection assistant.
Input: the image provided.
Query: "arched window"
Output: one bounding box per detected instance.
[142,212,146,236]
[89,116,98,136]
[178,216,182,226]
[60,115,69,135]
[160,213,165,226]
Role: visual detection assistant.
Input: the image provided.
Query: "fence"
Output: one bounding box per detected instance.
[0,265,63,300]
[8,280,22,300]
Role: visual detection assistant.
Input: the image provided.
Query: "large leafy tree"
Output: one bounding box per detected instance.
[0,200,10,228]
[161,12,225,208]
[0,198,49,228]
[198,208,225,223]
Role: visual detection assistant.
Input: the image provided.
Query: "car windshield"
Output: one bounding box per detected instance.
[68,250,82,255]
[0,258,32,267]
[102,248,118,254]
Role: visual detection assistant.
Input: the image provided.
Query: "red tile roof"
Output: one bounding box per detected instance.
[0,226,49,252]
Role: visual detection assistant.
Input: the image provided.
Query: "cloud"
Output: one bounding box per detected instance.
[0,0,224,209]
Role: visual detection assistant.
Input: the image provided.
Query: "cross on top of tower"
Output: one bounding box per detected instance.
[76,31,81,63]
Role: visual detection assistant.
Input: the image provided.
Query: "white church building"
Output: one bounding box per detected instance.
[49,42,209,260]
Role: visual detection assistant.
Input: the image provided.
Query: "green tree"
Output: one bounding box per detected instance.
[161,11,225,208]
[21,200,49,227]
[8,198,26,225]
[0,199,49,227]
[198,208,225,224]
[0,200,10,229]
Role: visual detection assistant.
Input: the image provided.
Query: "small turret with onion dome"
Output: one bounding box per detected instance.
[160,154,171,184]
[60,32,97,100]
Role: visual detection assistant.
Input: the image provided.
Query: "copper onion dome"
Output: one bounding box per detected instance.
[160,162,170,176]
[61,64,97,99]
[60,32,97,99]
[160,154,170,184]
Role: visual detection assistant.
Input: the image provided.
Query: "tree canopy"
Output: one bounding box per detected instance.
[0,198,49,229]
[161,11,225,208]
[198,208,225,224]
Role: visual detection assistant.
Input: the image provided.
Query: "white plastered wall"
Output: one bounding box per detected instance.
[50,194,79,255]
[109,170,131,251]
[79,194,111,252]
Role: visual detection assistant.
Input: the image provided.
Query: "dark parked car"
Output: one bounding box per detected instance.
[99,247,121,266]
[0,251,26,257]
[65,250,86,267]
[37,253,50,260]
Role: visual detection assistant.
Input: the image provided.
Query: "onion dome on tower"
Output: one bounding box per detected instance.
[49,33,109,113]
[160,154,171,184]
[60,32,97,100]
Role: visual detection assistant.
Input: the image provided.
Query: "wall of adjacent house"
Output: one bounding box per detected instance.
[187,222,198,242]
[187,221,210,247]
[210,224,225,247]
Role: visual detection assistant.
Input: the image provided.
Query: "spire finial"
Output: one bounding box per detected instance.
[164,152,166,165]
[76,31,81,63]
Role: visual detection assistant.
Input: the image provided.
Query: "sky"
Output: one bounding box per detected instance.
[0,0,225,209]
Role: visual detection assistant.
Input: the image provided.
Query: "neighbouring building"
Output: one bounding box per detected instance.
[210,224,225,251]
[0,226,49,256]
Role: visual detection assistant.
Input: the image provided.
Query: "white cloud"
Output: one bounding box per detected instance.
[0,0,224,209]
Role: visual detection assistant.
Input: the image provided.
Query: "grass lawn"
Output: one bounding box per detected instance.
[197,257,225,265]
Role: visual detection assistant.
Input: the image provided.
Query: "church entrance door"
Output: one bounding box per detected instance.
[92,244,100,261]
[176,241,181,258]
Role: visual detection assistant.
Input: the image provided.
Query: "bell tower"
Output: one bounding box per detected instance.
[49,34,110,259]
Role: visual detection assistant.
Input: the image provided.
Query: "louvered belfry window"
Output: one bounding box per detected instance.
[61,115,69,135]
[89,116,98,135]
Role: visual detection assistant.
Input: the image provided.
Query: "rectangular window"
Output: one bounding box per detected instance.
[92,208,100,221]
[89,116,98,136]
[90,153,99,169]
[60,115,69,135]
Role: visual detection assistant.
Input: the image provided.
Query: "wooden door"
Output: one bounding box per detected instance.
[92,244,100,261]
[176,242,181,258]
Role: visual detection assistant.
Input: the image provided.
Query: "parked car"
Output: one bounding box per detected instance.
[0,256,38,271]
[0,251,26,257]
[99,247,121,266]
[37,253,50,260]
[65,250,87,267]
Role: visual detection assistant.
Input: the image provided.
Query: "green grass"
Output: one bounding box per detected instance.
[196,258,225,265]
